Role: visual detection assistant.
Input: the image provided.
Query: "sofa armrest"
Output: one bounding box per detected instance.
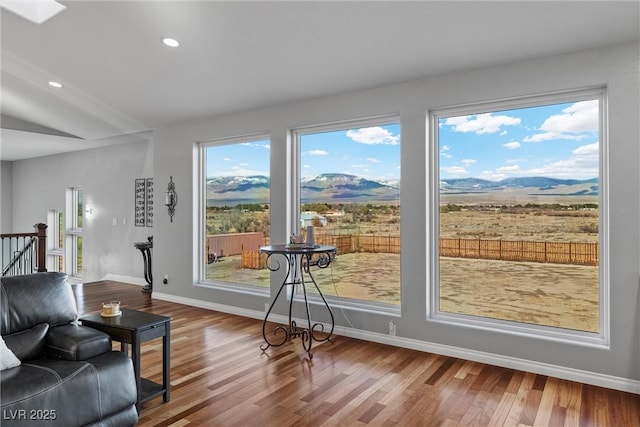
[47,324,112,361]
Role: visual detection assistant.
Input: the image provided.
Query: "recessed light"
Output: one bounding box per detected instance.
[48,81,63,88]
[162,38,180,48]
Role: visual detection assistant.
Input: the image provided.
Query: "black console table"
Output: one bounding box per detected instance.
[134,236,153,293]
[259,244,337,359]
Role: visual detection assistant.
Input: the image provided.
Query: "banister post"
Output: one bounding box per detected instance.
[35,223,47,272]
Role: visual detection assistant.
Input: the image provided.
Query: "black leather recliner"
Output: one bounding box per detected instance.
[0,272,138,426]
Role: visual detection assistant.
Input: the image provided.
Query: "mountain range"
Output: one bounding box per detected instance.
[440,177,598,196]
[206,173,598,205]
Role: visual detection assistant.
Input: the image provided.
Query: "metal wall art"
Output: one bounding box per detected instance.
[135,178,153,227]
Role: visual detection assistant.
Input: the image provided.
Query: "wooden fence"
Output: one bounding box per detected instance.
[240,234,598,269]
[241,251,268,270]
[314,233,401,254]
[439,238,598,266]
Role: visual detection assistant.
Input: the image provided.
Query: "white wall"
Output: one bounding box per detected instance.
[10,139,153,282]
[153,42,640,387]
[5,42,638,390]
[1,161,13,232]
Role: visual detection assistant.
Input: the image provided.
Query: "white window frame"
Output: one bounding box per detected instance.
[427,87,610,347]
[65,187,83,278]
[291,114,402,315]
[197,133,271,295]
[46,209,63,272]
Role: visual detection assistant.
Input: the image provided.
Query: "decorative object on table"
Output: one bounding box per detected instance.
[101,301,121,317]
[165,176,177,223]
[259,244,337,359]
[134,236,153,293]
[134,177,154,227]
[290,233,304,244]
[306,225,315,246]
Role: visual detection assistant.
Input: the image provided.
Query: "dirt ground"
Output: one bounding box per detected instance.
[205,202,600,333]
[439,257,599,332]
[207,252,599,333]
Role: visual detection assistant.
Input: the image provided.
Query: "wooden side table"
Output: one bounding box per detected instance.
[80,308,171,411]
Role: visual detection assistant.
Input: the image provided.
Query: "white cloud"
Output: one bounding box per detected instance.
[441,166,468,176]
[440,145,452,158]
[524,100,598,142]
[305,149,329,156]
[505,158,524,164]
[346,127,400,145]
[524,142,599,179]
[444,113,521,134]
[461,159,477,165]
[476,164,520,181]
[496,164,521,173]
[542,100,599,133]
[367,157,382,163]
[478,171,507,181]
[503,141,521,149]
[223,165,267,176]
[524,132,588,143]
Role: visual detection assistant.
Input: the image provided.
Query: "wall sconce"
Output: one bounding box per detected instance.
[165,176,177,222]
[85,205,93,216]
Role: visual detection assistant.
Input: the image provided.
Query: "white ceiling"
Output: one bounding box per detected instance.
[1,1,638,161]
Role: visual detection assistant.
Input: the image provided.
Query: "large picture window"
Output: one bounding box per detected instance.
[201,136,271,288]
[431,89,607,342]
[294,118,401,306]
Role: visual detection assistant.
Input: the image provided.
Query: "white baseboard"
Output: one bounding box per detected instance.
[101,274,146,287]
[152,291,640,395]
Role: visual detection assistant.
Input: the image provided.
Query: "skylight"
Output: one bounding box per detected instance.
[0,0,66,25]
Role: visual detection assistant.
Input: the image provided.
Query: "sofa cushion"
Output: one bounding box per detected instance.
[0,352,137,427]
[3,323,49,361]
[0,272,77,336]
[0,336,20,371]
[47,324,111,361]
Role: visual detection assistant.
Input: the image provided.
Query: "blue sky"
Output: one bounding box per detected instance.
[300,123,401,182]
[206,99,599,183]
[206,123,401,182]
[439,99,600,181]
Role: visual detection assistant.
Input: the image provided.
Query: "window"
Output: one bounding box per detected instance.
[65,188,83,277]
[431,88,607,343]
[46,209,64,272]
[200,136,271,288]
[294,118,401,306]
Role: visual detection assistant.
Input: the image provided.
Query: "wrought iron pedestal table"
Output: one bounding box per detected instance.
[259,244,337,359]
[134,236,153,293]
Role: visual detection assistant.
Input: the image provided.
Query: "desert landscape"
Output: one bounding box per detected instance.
[205,175,601,334]
[206,204,600,333]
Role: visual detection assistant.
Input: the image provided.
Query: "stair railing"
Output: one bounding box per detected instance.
[1,223,47,276]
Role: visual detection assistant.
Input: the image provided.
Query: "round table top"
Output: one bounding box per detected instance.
[260,244,336,254]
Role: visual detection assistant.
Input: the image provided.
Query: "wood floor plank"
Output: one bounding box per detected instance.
[71,281,639,427]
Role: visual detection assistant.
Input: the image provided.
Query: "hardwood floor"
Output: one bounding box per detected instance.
[73,281,639,427]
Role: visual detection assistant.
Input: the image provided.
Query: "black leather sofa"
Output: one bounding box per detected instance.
[0,272,138,426]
